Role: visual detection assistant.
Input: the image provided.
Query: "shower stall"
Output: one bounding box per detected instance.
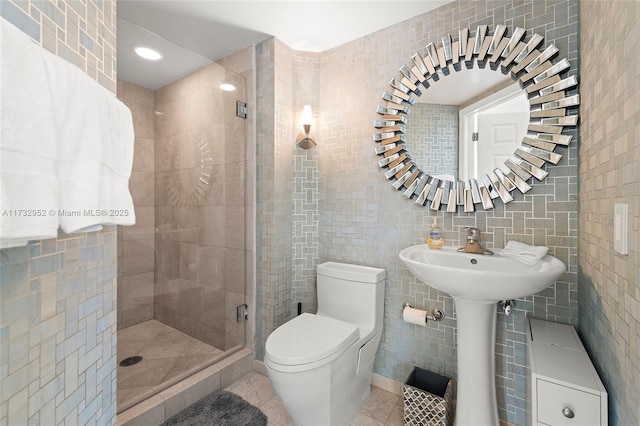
[115,25,251,412]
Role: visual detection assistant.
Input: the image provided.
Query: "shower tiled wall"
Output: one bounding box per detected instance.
[0,1,118,424]
[117,47,255,349]
[578,1,640,425]
[117,81,155,330]
[154,62,247,351]
[256,1,579,424]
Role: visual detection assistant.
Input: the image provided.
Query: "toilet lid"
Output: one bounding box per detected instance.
[266,313,359,366]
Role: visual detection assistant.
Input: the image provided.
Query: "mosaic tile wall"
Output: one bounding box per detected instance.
[405,103,458,178]
[0,1,118,424]
[255,1,578,424]
[291,147,319,313]
[578,1,640,425]
[291,51,321,314]
[255,38,295,360]
[256,44,322,357]
[116,81,155,330]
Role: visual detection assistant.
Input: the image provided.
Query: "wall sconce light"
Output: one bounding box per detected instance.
[296,105,316,149]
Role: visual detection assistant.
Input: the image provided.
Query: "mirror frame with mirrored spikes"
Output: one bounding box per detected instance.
[374,24,579,212]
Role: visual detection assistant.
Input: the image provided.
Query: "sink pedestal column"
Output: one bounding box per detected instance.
[454,299,499,426]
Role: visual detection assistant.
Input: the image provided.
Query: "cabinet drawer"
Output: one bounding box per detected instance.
[537,379,601,426]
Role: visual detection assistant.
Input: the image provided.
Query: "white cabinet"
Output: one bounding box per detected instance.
[527,318,608,426]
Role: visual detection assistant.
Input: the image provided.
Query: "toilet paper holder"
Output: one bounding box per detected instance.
[403,302,445,322]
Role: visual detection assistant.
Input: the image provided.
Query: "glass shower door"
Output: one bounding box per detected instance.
[154,62,248,352]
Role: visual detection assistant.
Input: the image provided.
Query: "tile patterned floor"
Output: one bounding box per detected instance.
[225,372,404,426]
[117,319,224,410]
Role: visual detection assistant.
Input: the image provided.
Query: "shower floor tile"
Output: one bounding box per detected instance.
[117,319,224,409]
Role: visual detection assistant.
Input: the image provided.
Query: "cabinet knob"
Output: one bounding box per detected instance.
[562,407,575,419]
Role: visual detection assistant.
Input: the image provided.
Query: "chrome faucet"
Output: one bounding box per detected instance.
[457,227,494,255]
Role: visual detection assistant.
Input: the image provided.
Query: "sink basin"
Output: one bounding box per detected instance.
[399,244,565,303]
[399,243,565,426]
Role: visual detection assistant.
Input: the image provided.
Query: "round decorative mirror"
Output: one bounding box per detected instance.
[374,25,579,212]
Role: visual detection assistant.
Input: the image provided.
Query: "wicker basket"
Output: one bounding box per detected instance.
[403,367,455,426]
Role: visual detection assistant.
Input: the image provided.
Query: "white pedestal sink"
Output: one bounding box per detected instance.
[399,244,565,426]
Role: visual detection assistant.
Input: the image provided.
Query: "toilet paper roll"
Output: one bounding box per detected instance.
[403,306,427,326]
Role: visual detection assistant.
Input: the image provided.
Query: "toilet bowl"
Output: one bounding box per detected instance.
[264,262,386,426]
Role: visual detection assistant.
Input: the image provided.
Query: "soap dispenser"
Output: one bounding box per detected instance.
[427,217,444,249]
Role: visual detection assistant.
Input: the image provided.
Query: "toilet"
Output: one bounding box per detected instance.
[264,261,386,426]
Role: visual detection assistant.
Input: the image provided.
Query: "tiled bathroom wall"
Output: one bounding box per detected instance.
[405,104,458,178]
[0,1,118,424]
[291,51,321,314]
[255,39,296,359]
[256,43,322,358]
[256,1,579,424]
[578,1,640,425]
[116,81,155,329]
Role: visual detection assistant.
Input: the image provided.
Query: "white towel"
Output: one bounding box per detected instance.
[1,17,136,245]
[44,31,136,233]
[0,19,59,248]
[500,240,549,265]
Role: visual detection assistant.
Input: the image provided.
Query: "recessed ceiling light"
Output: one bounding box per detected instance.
[132,45,163,61]
[220,83,236,92]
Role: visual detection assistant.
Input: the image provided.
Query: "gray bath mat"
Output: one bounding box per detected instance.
[161,390,267,426]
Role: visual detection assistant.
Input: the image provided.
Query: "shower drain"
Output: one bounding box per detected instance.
[119,356,143,367]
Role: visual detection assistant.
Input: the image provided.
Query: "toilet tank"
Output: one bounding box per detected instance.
[316,262,386,337]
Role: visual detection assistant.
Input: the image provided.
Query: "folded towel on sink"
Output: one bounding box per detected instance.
[499,240,549,265]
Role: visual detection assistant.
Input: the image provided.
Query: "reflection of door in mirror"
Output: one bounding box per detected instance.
[459,84,529,181]
[404,67,529,183]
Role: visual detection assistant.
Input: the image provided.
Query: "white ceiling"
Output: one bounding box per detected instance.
[116,0,454,89]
